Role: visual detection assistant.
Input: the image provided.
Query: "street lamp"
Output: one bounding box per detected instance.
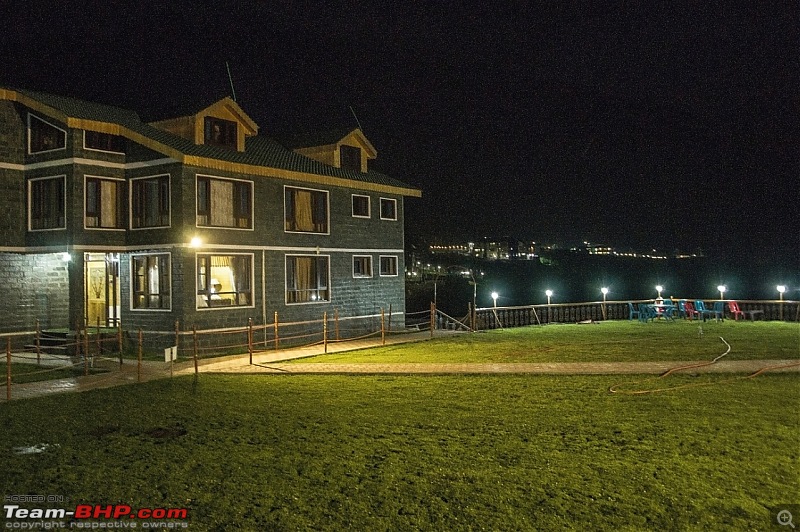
[778,285,786,321]
[491,291,498,308]
[545,290,553,323]
[601,287,609,320]
[717,285,727,300]
[655,285,663,299]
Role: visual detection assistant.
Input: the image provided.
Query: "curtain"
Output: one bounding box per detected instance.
[210,180,234,227]
[100,180,117,228]
[295,190,314,231]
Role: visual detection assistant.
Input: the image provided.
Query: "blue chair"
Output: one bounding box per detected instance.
[628,302,640,321]
[677,300,688,318]
[712,301,726,321]
[694,300,720,321]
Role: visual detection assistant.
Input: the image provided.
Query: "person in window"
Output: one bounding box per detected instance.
[209,279,223,300]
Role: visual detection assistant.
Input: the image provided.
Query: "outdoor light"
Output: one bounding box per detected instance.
[601,287,609,320]
[61,252,71,262]
[190,236,202,248]
[545,290,553,323]
[491,291,499,307]
[717,285,727,300]
[778,285,786,321]
[655,285,663,298]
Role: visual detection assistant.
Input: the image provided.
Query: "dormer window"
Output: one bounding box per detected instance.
[204,117,237,149]
[28,114,66,154]
[340,145,362,172]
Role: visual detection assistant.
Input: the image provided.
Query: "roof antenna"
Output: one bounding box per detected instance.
[226,62,237,102]
[349,106,363,132]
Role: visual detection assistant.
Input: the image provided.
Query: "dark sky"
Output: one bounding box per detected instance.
[2,2,798,256]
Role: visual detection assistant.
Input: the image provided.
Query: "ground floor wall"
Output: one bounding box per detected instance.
[0,252,70,333]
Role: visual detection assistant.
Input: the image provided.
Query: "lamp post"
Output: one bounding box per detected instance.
[601,287,609,320]
[778,285,786,321]
[655,285,663,300]
[717,285,726,301]
[546,290,553,323]
[491,291,498,308]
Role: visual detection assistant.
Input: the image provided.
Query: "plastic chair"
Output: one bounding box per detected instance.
[728,301,745,321]
[627,302,640,321]
[683,301,699,320]
[712,301,726,321]
[695,300,720,321]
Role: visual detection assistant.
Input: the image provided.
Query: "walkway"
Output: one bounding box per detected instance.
[2,330,798,401]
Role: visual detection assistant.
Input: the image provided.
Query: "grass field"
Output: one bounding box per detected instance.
[1,321,798,530]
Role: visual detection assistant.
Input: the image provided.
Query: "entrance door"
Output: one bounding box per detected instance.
[84,253,121,327]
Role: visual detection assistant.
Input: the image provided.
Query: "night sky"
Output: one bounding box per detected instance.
[2,2,797,256]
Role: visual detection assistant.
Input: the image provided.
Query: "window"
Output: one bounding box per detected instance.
[380,198,397,220]
[286,255,329,304]
[131,175,170,228]
[380,256,398,276]
[85,177,125,229]
[84,131,125,153]
[353,255,373,278]
[29,176,65,230]
[340,145,362,171]
[132,254,171,310]
[352,194,370,218]
[197,175,252,229]
[284,187,328,233]
[28,114,66,154]
[196,254,253,308]
[204,117,237,149]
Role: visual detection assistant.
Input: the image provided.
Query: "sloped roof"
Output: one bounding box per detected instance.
[6,88,419,196]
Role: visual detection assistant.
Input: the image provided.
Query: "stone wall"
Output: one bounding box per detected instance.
[0,252,70,333]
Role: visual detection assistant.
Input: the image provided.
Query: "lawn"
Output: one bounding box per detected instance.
[1,371,798,530]
[303,319,800,364]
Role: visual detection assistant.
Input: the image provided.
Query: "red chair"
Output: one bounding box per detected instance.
[728,301,745,321]
[683,301,700,320]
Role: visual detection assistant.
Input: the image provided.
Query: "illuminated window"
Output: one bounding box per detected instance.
[28,114,66,154]
[84,131,125,153]
[379,256,398,276]
[352,194,370,218]
[196,175,252,229]
[196,254,253,308]
[379,198,397,220]
[29,176,65,230]
[204,117,237,149]
[340,145,361,171]
[353,255,372,278]
[85,177,125,229]
[286,255,329,304]
[284,186,328,233]
[132,254,171,309]
[131,175,170,228]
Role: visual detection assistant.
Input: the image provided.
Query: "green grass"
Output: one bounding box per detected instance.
[0,363,107,385]
[1,373,798,530]
[301,320,800,364]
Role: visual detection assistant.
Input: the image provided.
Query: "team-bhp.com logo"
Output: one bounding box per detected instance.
[4,504,189,528]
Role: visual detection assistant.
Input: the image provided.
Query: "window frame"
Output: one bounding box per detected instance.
[285,254,331,305]
[27,114,67,155]
[339,144,362,172]
[204,117,238,149]
[83,130,125,154]
[130,252,172,311]
[352,255,373,278]
[351,194,371,218]
[379,255,399,277]
[195,174,253,230]
[28,175,66,232]
[84,175,126,230]
[283,185,330,234]
[379,197,398,221]
[195,253,255,310]
[130,174,171,229]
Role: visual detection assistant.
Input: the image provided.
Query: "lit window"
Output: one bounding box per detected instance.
[132,254,171,309]
[204,117,237,149]
[380,256,398,276]
[85,177,125,229]
[131,175,170,228]
[352,194,370,218]
[284,187,328,233]
[29,175,65,230]
[340,145,362,171]
[84,131,125,153]
[196,254,253,308]
[286,255,329,304]
[353,255,373,278]
[196,175,252,229]
[380,198,397,220]
[28,114,66,154]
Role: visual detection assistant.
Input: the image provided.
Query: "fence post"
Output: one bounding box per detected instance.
[117,322,123,366]
[193,325,199,375]
[174,320,180,362]
[335,308,340,341]
[274,312,279,352]
[96,317,102,357]
[83,326,89,376]
[137,328,143,383]
[248,318,253,365]
[381,308,386,346]
[430,302,435,338]
[388,303,392,334]
[6,337,11,401]
[35,319,41,366]
[323,312,328,354]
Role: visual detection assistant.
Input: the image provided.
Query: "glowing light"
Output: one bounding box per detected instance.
[190,236,202,248]
[777,285,786,294]
[601,287,609,296]
[61,252,71,262]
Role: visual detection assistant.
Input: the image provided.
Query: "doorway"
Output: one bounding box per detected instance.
[84,253,121,327]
